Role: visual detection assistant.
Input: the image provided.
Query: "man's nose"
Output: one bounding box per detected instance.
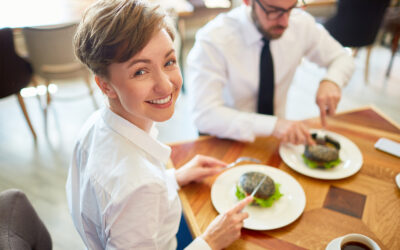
[277,11,290,27]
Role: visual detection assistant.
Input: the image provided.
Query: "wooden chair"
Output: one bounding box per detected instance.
[22,23,98,129]
[381,6,400,77]
[323,0,391,83]
[0,28,37,140]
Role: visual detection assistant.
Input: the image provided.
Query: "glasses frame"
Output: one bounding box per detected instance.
[254,0,307,20]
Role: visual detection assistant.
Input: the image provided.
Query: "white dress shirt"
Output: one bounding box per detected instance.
[186,5,355,142]
[66,107,210,250]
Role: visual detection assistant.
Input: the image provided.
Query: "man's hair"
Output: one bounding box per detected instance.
[74,0,175,78]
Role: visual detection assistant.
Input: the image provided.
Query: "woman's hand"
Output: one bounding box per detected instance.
[175,155,226,187]
[272,118,314,145]
[201,196,253,250]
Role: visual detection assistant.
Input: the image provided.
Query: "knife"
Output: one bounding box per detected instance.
[250,175,267,197]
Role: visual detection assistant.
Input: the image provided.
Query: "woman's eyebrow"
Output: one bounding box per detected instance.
[127,49,175,69]
[127,59,151,69]
[165,49,175,58]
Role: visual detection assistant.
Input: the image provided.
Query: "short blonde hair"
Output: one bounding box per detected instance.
[74,0,175,78]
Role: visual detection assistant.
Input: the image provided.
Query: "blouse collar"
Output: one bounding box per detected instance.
[101,107,171,164]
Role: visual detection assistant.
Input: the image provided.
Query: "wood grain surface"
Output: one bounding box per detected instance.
[169,106,400,250]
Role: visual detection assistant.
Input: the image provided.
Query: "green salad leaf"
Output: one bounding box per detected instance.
[302,154,341,169]
[235,183,283,208]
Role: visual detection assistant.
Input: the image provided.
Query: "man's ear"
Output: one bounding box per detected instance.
[95,75,117,98]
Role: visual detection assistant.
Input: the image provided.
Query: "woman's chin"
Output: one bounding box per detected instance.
[153,109,175,123]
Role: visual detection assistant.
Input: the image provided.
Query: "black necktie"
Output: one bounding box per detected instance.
[257,38,274,115]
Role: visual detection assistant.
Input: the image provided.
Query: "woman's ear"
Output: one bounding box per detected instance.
[95,75,117,98]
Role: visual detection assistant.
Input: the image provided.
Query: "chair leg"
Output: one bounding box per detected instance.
[43,79,51,134]
[46,79,52,108]
[386,29,399,77]
[364,45,373,84]
[31,77,44,109]
[352,48,359,57]
[84,74,98,109]
[16,93,37,140]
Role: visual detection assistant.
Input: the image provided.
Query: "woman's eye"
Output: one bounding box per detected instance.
[165,59,176,67]
[134,70,145,76]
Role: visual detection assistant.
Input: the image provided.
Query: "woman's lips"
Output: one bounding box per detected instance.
[146,94,173,108]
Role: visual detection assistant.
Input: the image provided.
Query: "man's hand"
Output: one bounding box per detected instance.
[175,155,226,187]
[272,119,314,145]
[316,80,341,127]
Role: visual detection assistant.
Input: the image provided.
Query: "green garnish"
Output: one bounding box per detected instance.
[235,183,283,207]
[302,154,341,169]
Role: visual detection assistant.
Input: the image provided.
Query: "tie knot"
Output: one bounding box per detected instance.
[262,37,269,45]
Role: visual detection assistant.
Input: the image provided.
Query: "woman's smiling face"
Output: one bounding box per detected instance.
[97,29,182,131]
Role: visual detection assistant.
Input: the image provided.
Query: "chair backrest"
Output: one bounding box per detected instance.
[0,189,52,250]
[22,23,87,80]
[323,0,391,47]
[0,28,33,98]
[383,6,400,31]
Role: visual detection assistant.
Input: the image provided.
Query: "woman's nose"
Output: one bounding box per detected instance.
[154,71,173,94]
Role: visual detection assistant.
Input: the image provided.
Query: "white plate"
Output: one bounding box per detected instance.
[396,173,400,190]
[279,130,363,180]
[211,164,306,230]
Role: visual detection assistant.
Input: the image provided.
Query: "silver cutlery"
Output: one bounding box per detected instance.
[225,156,261,169]
[250,175,267,197]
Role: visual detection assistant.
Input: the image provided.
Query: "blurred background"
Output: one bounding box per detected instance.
[0,0,399,249]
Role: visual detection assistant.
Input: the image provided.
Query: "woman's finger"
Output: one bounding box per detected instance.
[197,155,227,167]
[237,211,249,221]
[230,196,253,213]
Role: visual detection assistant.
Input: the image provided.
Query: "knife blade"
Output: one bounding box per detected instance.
[250,175,267,197]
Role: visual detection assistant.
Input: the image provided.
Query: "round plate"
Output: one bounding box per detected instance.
[279,129,363,180]
[211,165,306,230]
[396,173,400,190]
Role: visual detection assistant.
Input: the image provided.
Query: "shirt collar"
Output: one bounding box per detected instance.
[235,5,264,46]
[101,107,171,164]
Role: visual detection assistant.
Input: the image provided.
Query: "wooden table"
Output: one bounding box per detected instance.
[169,106,400,250]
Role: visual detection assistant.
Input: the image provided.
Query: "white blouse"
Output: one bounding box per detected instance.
[66,107,210,250]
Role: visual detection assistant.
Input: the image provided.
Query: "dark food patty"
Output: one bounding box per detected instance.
[304,133,340,162]
[239,172,275,199]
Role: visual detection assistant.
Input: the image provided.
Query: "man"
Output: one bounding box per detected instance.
[186,0,355,143]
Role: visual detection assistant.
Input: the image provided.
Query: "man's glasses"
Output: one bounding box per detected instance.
[254,0,307,20]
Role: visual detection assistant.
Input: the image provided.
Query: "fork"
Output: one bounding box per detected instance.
[225,156,261,169]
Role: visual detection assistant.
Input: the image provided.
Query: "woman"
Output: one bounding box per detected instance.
[66,0,252,249]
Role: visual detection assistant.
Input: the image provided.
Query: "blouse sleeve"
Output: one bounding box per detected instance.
[104,181,169,249]
[185,237,212,250]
